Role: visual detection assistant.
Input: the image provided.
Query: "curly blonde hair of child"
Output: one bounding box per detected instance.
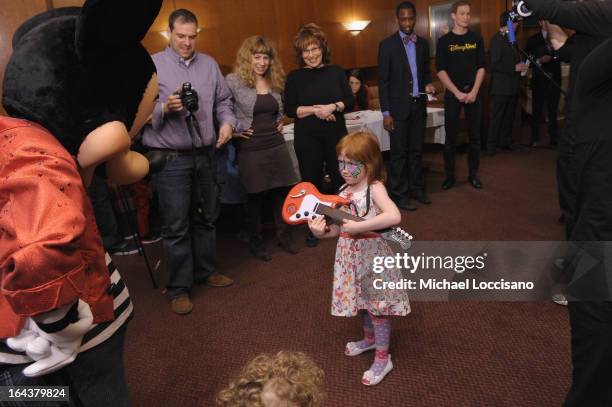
[233,35,285,92]
[216,351,325,407]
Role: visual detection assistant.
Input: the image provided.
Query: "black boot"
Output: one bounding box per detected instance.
[273,187,299,254]
[305,230,319,248]
[249,237,271,262]
[278,228,299,254]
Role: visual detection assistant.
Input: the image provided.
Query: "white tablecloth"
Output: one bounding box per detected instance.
[282,108,446,151]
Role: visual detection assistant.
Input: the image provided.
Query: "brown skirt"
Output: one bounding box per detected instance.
[238,143,300,194]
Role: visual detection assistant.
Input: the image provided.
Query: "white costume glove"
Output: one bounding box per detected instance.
[6,300,93,377]
[6,318,40,356]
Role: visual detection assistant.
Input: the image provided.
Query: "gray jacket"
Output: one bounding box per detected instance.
[225,73,284,132]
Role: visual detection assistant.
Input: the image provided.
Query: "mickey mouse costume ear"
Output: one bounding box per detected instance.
[11,7,80,51]
[2,0,162,155]
[76,0,162,65]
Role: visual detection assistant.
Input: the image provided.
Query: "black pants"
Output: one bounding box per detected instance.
[487,94,517,152]
[294,130,345,192]
[565,302,612,407]
[443,93,482,178]
[245,187,291,244]
[532,79,561,145]
[388,98,427,201]
[557,107,577,239]
[88,175,122,251]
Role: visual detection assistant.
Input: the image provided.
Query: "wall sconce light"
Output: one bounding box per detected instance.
[342,20,371,36]
[159,27,202,40]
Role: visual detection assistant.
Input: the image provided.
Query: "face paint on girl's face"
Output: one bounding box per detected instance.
[338,157,364,179]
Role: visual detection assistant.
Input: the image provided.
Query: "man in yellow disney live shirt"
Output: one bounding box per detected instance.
[436,0,486,190]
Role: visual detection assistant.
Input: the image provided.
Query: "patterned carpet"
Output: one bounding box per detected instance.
[114,141,569,406]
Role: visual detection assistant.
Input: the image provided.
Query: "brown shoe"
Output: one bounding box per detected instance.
[170,295,193,315]
[206,272,234,287]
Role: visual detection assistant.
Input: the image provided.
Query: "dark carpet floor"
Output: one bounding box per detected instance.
[114,140,569,406]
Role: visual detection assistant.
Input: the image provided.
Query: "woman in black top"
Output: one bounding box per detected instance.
[284,23,354,195]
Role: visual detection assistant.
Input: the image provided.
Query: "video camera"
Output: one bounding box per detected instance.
[176,82,199,113]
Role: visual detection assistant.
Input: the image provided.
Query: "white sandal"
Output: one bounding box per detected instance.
[345,341,376,356]
[361,354,393,386]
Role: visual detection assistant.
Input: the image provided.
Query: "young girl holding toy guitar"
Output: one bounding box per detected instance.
[308,131,410,386]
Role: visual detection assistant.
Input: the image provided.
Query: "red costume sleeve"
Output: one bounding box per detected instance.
[1,123,94,334]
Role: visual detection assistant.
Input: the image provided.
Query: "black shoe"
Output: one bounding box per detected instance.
[306,235,319,248]
[441,177,456,190]
[394,199,416,211]
[469,176,483,189]
[414,193,432,205]
[249,240,271,262]
[108,240,139,256]
[500,144,523,151]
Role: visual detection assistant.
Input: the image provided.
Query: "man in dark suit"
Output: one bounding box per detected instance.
[526,20,561,147]
[378,1,436,211]
[487,12,528,155]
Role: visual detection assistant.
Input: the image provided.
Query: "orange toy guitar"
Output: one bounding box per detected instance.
[282,182,413,251]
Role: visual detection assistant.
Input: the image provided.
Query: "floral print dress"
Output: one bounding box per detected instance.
[331,184,410,317]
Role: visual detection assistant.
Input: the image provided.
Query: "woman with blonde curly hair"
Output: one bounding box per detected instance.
[284,23,353,247]
[217,351,324,407]
[226,36,300,261]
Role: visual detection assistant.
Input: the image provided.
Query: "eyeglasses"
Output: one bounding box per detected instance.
[302,46,321,56]
[338,159,364,173]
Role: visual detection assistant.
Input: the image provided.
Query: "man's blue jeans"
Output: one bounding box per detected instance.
[152,149,220,299]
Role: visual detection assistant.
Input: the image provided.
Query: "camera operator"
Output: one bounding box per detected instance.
[523,0,611,237]
[142,9,237,315]
[522,1,612,406]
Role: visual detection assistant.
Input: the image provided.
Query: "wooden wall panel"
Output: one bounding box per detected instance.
[0,0,49,115]
[51,0,84,6]
[74,0,506,71]
[1,0,510,116]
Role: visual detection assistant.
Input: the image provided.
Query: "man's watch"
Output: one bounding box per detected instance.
[334,102,341,112]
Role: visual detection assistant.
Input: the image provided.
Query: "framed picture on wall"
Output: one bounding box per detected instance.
[428,1,455,56]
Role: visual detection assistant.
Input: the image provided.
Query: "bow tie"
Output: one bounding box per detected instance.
[402,33,417,44]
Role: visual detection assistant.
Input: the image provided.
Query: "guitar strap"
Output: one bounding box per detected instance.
[338,184,371,218]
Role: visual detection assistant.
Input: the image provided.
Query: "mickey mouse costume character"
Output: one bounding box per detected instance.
[0,0,161,405]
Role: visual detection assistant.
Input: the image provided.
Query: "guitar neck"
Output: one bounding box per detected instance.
[315,203,362,223]
[314,203,391,233]
[314,202,412,251]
